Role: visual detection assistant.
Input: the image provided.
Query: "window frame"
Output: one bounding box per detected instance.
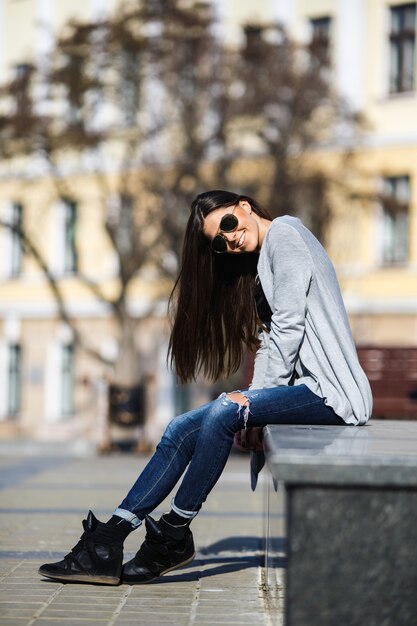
[389,3,416,94]
[63,198,78,274]
[8,343,22,416]
[61,343,74,417]
[309,15,332,62]
[380,175,411,266]
[10,202,23,277]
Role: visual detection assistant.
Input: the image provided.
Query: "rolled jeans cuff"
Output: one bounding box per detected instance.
[170,497,199,520]
[113,507,142,529]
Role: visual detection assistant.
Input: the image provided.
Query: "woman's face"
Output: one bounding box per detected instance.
[202,200,263,254]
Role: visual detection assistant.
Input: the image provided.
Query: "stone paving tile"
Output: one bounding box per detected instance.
[57,588,125,596]
[1,609,38,617]
[122,595,193,603]
[0,452,283,625]
[50,599,122,606]
[115,615,188,626]
[2,580,49,587]
[40,611,118,619]
[0,601,46,606]
[195,616,265,626]
[120,609,192,616]
[29,617,109,626]
[122,603,192,610]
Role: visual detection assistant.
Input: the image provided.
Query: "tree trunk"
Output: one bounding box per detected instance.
[113,312,141,386]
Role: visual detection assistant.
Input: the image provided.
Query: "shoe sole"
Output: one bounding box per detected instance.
[38,568,120,585]
[122,552,196,585]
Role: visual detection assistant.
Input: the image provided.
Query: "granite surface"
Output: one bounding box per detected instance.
[264,419,417,486]
[285,485,417,626]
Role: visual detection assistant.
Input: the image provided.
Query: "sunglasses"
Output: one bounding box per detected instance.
[210,207,239,254]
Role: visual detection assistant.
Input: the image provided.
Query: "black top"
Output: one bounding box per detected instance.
[254,274,272,331]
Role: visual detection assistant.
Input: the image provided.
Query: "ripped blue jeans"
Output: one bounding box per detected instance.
[115,384,344,528]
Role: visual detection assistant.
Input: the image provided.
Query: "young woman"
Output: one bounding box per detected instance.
[39,190,372,585]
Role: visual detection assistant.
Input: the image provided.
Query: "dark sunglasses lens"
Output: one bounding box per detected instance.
[211,235,227,253]
[220,213,238,232]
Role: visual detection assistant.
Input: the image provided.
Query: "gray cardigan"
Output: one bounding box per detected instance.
[249,216,372,488]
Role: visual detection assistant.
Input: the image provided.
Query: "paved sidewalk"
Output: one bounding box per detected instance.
[0,451,284,625]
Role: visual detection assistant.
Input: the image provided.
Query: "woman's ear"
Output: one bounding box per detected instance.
[239,200,252,215]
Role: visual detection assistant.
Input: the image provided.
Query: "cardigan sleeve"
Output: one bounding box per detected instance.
[251,223,313,389]
[249,329,269,390]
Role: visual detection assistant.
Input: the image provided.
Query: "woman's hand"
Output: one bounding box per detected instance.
[234,427,264,452]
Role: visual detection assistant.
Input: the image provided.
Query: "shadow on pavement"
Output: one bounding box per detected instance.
[199,535,286,554]
[155,556,260,584]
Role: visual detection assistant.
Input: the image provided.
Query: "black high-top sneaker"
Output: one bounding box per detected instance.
[38,511,123,585]
[122,514,195,584]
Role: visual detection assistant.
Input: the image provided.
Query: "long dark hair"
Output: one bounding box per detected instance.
[168,190,272,383]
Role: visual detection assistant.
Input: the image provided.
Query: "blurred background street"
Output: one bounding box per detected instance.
[0,451,284,625]
[0,0,416,453]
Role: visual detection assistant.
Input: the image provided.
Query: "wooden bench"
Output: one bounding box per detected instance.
[358,346,417,418]
[263,419,417,626]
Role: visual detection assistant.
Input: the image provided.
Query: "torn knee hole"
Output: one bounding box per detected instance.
[226,391,249,406]
[224,391,251,429]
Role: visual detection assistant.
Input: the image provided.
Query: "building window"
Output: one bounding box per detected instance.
[243,24,264,55]
[112,194,135,256]
[381,175,410,264]
[11,63,34,116]
[310,16,331,61]
[10,202,23,277]
[12,63,32,80]
[120,50,140,127]
[63,199,77,273]
[8,344,22,416]
[61,344,74,416]
[389,3,416,93]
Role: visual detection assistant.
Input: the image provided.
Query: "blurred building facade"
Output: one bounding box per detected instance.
[219,0,417,415]
[0,0,416,446]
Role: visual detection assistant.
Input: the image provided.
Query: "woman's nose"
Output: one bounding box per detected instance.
[223,232,236,245]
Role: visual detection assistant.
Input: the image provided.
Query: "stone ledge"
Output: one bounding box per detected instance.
[264,419,417,486]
